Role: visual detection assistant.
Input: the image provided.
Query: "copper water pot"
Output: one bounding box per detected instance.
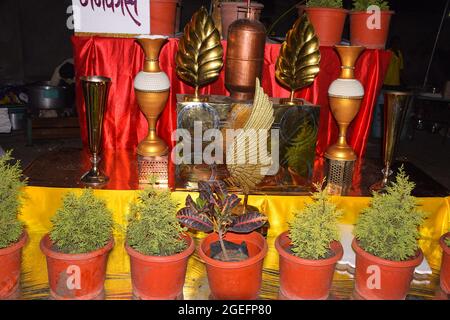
[225,18,266,101]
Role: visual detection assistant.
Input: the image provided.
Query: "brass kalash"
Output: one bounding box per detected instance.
[325,45,365,195]
[134,35,170,185]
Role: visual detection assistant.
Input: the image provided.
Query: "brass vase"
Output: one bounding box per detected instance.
[80,76,111,185]
[326,45,365,161]
[325,45,365,195]
[134,35,170,157]
[370,91,412,192]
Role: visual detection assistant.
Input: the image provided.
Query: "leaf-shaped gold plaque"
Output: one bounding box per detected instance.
[176,7,224,102]
[275,14,321,104]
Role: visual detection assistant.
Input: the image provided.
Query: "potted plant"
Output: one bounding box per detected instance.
[352,168,425,300]
[150,0,180,36]
[302,0,348,47]
[350,0,394,49]
[40,189,114,300]
[275,180,343,300]
[177,180,268,299]
[220,1,264,39]
[0,151,27,299]
[439,232,450,294]
[125,184,195,300]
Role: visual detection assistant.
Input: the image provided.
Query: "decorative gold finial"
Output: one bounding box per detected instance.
[176,7,224,102]
[275,14,321,105]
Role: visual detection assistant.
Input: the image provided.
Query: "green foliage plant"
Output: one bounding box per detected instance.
[127,186,187,256]
[50,189,114,254]
[288,180,342,260]
[354,167,426,261]
[307,0,343,8]
[0,151,26,249]
[445,236,450,247]
[353,0,389,11]
[285,122,317,178]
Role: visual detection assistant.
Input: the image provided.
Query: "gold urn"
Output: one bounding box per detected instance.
[325,45,365,161]
[134,35,170,157]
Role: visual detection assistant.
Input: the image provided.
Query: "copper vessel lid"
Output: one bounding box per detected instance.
[229,18,266,34]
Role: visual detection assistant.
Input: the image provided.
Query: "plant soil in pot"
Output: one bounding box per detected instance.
[276,181,343,300]
[150,0,180,36]
[41,234,114,300]
[199,231,267,299]
[40,189,114,300]
[0,150,28,299]
[303,6,348,47]
[352,239,423,300]
[177,180,268,300]
[350,2,394,49]
[353,167,426,300]
[0,232,28,299]
[126,186,195,300]
[439,232,450,294]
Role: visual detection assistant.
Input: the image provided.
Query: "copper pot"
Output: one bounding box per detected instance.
[225,18,266,102]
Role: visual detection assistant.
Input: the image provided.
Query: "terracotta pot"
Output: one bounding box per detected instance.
[303,7,348,47]
[352,239,423,300]
[126,234,195,300]
[40,234,114,300]
[275,231,342,300]
[198,231,267,300]
[220,2,264,39]
[350,11,394,49]
[150,0,180,36]
[0,232,27,299]
[439,232,450,294]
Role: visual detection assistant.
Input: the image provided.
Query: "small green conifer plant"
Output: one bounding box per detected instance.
[50,189,114,254]
[354,167,425,261]
[289,180,342,260]
[353,0,389,11]
[0,151,27,249]
[307,0,343,8]
[127,186,187,256]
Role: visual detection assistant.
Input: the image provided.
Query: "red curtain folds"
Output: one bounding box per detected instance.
[72,36,391,158]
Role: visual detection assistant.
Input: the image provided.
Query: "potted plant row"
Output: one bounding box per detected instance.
[300,0,393,49]
[0,151,28,299]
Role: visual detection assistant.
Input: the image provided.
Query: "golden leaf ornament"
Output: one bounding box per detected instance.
[275,14,321,104]
[176,7,224,101]
[226,78,275,194]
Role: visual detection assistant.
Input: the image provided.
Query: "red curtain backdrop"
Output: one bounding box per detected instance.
[72,36,391,158]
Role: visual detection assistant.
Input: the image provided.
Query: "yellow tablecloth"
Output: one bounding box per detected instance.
[19,186,449,300]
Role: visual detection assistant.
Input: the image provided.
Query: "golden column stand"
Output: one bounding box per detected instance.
[325,45,365,195]
[135,35,170,157]
[134,35,170,184]
[80,76,111,186]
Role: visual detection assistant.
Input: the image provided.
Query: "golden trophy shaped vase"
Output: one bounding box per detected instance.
[370,91,412,192]
[326,45,365,161]
[134,35,170,157]
[80,76,111,185]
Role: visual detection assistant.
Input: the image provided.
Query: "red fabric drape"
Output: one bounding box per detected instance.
[72,36,391,158]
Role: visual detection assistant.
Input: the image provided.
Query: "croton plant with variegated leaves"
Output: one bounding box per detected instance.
[177,180,267,262]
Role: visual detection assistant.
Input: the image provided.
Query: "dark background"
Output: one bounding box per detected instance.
[0,0,449,89]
